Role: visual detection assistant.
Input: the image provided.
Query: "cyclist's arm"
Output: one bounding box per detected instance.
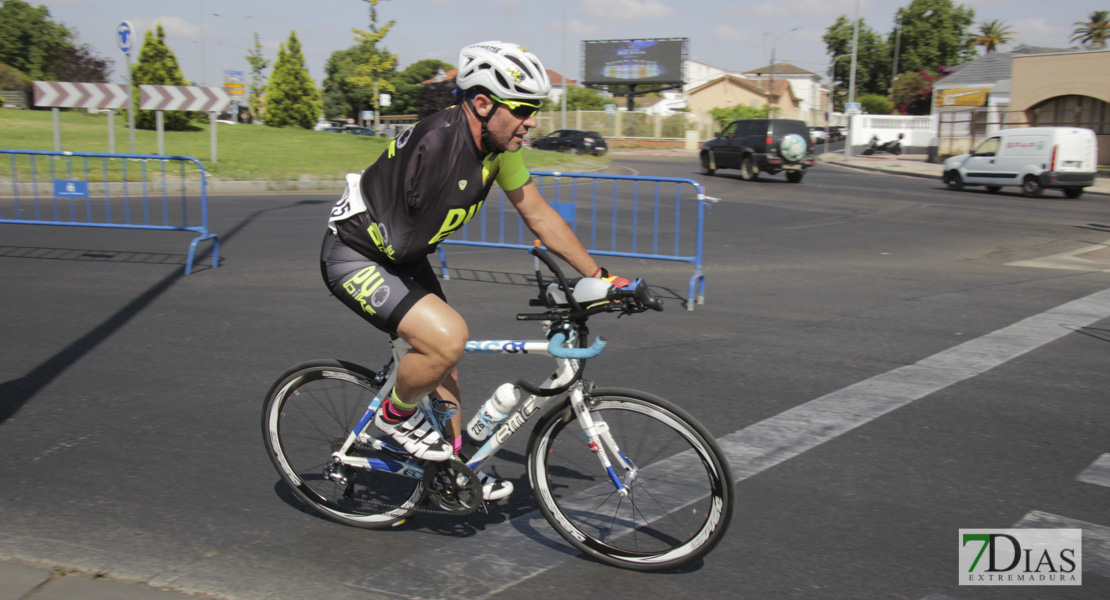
[505,179,599,277]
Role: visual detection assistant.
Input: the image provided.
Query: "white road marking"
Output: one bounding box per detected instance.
[348,287,1110,598]
[1077,453,1110,488]
[1014,511,1110,578]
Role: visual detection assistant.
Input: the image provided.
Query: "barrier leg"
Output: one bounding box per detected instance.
[437,246,450,280]
[185,233,220,275]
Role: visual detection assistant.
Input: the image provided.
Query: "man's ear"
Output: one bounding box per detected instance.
[471,93,495,118]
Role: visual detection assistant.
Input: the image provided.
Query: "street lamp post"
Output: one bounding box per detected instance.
[846,0,860,160]
[768,26,802,115]
[826,54,851,156]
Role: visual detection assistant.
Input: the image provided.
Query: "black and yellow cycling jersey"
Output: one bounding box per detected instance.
[329,104,529,265]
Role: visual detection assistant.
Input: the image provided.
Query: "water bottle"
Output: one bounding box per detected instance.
[466,383,521,441]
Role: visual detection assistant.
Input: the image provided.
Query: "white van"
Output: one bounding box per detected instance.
[942,127,1098,198]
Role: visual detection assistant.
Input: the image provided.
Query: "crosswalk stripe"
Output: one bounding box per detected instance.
[1077,453,1110,488]
[348,287,1110,598]
[1014,511,1110,578]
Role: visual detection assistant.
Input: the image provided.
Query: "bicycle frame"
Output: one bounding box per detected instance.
[328,332,635,497]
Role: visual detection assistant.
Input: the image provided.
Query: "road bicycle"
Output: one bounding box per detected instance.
[262,247,734,571]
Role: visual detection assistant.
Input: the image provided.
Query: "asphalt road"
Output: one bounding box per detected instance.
[2,154,1109,600]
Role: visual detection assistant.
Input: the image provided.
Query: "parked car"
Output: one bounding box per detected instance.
[808,126,828,143]
[943,127,1098,198]
[531,129,608,155]
[342,126,376,136]
[319,127,344,133]
[827,126,847,142]
[700,118,816,183]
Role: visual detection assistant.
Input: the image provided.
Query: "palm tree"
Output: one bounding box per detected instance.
[969,19,1016,53]
[1071,10,1110,49]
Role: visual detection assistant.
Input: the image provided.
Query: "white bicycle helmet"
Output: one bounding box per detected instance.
[456,41,551,101]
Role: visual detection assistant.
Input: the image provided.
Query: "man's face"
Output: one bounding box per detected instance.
[485,101,537,153]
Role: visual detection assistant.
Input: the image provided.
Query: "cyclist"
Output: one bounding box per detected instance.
[320,41,630,502]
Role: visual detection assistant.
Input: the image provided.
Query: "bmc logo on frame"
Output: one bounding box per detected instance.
[959,529,1082,586]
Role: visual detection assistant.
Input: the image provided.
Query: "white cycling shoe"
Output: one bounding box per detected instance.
[477,471,513,502]
[373,408,454,462]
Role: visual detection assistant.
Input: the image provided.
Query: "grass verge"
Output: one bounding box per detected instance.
[1,109,608,181]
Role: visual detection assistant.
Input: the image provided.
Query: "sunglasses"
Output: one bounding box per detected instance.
[490,94,541,119]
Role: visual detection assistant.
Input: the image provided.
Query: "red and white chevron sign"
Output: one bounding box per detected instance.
[139,85,231,112]
[33,81,129,109]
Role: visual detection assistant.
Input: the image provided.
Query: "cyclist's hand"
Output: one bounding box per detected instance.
[592,266,632,289]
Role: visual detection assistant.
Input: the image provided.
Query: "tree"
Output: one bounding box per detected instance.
[265,30,321,128]
[132,24,195,130]
[384,58,454,115]
[969,20,1015,53]
[245,33,269,120]
[322,44,379,120]
[46,43,112,83]
[858,93,894,115]
[709,104,772,129]
[892,0,976,75]
[892,69,939,115]
[562,86,607,111]
[1071,10,1110,49]
[347,0,397,123]
[0,0,111,83]
[824,15,889,110]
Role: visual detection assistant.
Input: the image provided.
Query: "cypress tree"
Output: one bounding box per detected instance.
[265,31,320,128]
[132,24,194,130]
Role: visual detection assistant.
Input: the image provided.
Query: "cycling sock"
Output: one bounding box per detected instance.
[451,435,463,456]
[382,388,417,422]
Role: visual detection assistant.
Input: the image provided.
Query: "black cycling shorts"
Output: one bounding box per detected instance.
[320,231,445,336]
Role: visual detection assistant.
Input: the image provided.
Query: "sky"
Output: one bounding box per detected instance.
[27,0,1100,89]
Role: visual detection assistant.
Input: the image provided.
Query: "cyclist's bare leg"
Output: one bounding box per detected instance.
[394,294,468,419]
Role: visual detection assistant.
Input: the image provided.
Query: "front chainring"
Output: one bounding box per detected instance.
[422,460,485,515]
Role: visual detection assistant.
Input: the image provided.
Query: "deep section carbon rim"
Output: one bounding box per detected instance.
[263,361,423,528]
[529,390,733,571]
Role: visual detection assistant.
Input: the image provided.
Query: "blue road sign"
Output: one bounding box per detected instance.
[117,21,135,54]
[53,180,89,199]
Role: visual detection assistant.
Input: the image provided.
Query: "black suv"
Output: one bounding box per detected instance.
[531,129,608,155]
[700,118,815,183]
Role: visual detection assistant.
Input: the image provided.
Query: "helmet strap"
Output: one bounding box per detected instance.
[465,95,501,156]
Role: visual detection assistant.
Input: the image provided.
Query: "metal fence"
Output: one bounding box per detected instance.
[436,172,715,310]
[938,107,1110,160]
[0,149,219,274]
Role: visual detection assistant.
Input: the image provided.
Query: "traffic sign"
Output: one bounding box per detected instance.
[604,103,617,115]
[34,81,129,109]
[116,21,135,54]
[845,102,861,116]
[139,85,231,112]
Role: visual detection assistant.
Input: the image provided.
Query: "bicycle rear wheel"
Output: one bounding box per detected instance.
[527,388,734,571]
[262,359,423,529]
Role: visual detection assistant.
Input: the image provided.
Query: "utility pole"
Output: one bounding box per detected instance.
[846,0,860,160]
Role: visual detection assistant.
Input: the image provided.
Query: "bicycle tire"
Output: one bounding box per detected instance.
[262,359,424,529]
[527,388,734,571]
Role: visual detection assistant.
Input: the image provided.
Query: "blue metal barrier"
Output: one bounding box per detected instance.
[0,149,219,274]
[437,171,715,310]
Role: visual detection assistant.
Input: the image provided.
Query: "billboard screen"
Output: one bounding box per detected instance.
[582,38,687,86]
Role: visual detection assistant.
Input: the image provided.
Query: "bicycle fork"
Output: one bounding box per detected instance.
[569,386,636,496]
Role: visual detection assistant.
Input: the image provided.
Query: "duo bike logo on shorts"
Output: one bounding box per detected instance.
[959,529,1082,586]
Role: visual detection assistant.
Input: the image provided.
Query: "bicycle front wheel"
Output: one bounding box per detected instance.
[262,359,423,529]
[527,388,734,571]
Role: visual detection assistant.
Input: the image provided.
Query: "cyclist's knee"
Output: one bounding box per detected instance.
[398,296,468,368]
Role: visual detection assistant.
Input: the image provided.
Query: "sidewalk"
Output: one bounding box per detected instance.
[818,151,1110,197]
[0,562,210,600]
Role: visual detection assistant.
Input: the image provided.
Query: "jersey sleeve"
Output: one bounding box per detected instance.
[495,151,530,191]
